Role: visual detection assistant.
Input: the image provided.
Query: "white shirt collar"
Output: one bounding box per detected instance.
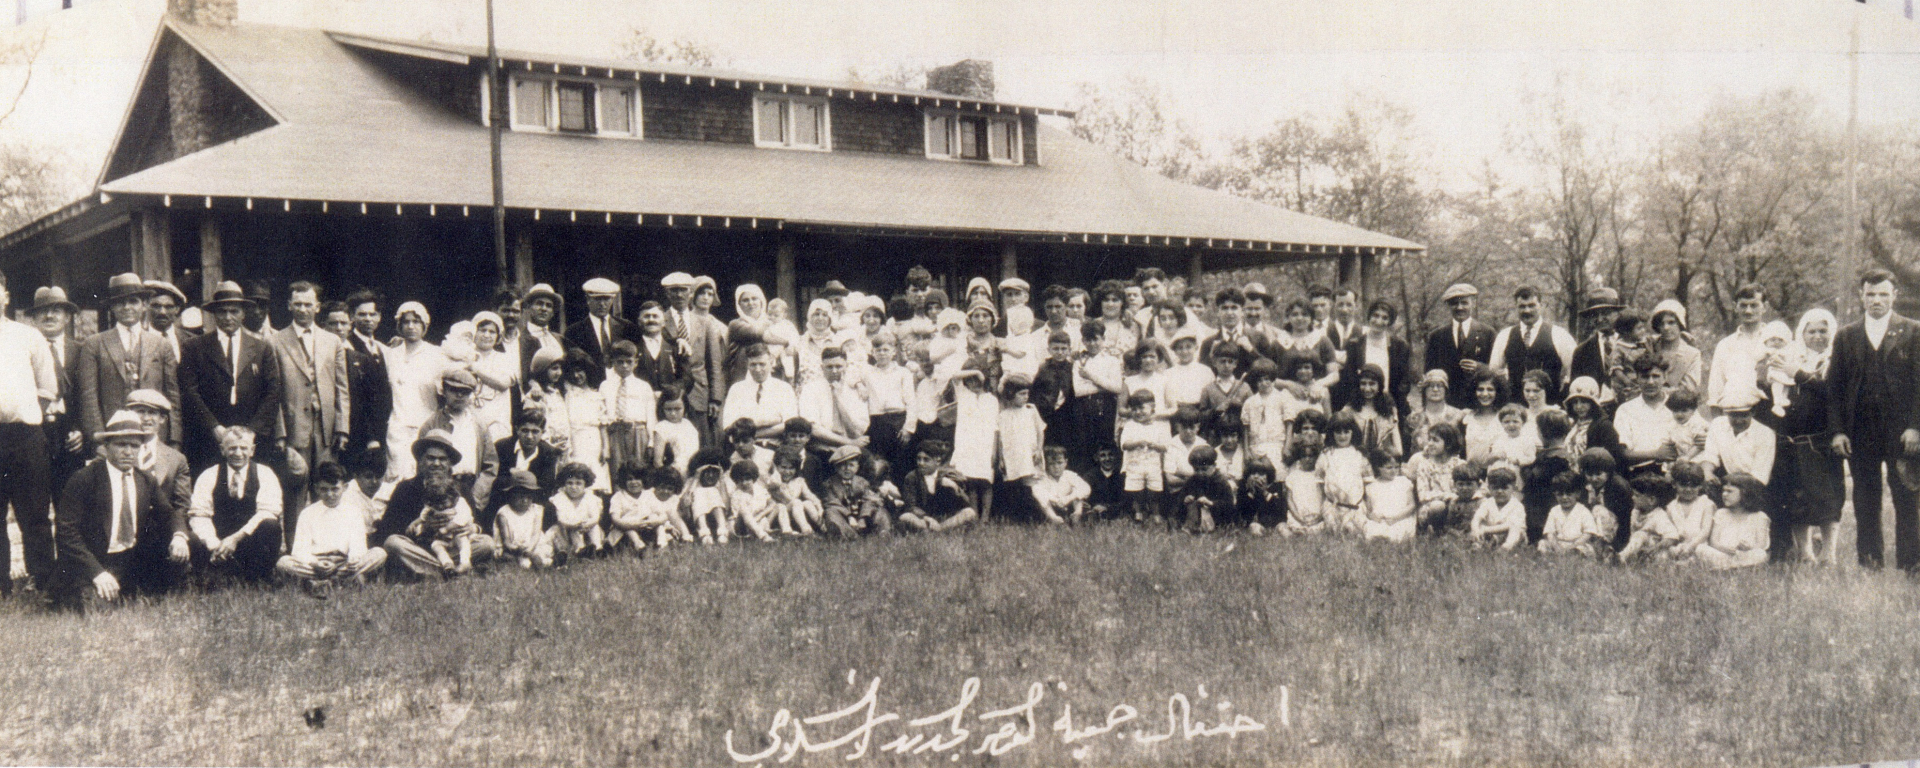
[1866,312,1890,340]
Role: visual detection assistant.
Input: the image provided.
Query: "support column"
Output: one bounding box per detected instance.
[1336,250,1359,297]
[999,241,1018,282]
[1187,251,1204,289]
[513,229,534,290]
[198,214,222,300]
[1358,251,1378,305]
[131,209,172,281]
[776,235,797,311]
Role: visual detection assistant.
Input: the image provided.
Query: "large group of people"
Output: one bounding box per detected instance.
[0,260,1915,608]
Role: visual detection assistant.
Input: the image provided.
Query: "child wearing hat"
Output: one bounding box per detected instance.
[493,468,556,569]
[820,445,890,538]
[279,461,388,593]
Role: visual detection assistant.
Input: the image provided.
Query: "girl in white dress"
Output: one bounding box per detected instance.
[384,301,451,480]
[948,367,1001,519]
[561,352,611,493]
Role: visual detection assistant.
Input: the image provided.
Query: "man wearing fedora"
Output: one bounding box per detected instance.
[144,279,196,364]
[75,273,180,447]
[564,277,634,370]
[0,270,62,596]
[1424,283,1496,409]
[1570,287,1626,402]
[27,286,88,500]
[371,429,497,579]
[178,281,283,469]
[1829,269,1920,571]
[241,280,276,335]
[54,409,191,610]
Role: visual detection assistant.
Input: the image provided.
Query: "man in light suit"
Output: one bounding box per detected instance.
[270,281,351,524]
[75,273,180,446]
[54,410,190,611]
[663,272,726,446]
[1423,283,1496,409]
[177,281,283,470]
[1829,269,1920,571]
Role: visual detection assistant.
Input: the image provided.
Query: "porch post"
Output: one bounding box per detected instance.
[512,229,534,291]
[197,214,221,300]
[1187,250,1204,288]
[131,209,172,281]
[776,235,797,310]
[1336,250,1359,297]
[1358,250,1379,305]
[999,241,1017,282]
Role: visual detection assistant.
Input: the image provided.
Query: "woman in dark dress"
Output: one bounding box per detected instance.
[1759,308,1843,566]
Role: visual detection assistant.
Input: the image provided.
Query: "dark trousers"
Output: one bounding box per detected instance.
[0,422,53,590]
[1850,453,1920,570]
[866,412,909,482]
[54,546,186,611]
[192,518,285,584]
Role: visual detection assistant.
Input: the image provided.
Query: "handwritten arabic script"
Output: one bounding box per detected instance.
[723,673,1279,764]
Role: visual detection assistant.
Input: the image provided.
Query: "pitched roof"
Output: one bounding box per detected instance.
[92,21,1422,254]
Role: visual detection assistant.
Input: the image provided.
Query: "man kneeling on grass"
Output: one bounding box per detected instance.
[54,410,190,610]
[897,439,977,533]
[187,425,284,584]
[375,430,497,579]
[278,461,386,597]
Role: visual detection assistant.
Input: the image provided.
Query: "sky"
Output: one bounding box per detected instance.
[3,0,1919,198]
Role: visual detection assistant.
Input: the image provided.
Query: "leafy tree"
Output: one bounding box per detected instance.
[1067,77,1206,183]
[614,30,719,67]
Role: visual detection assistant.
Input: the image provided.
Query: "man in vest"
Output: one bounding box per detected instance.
[1423,283,1495,408]
[1487,286,1577,403]
[186,425,285,583]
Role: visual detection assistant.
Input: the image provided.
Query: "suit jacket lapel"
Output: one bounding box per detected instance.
[281,328,316,382]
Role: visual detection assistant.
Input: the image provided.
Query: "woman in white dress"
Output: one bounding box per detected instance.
[385,301,451,480]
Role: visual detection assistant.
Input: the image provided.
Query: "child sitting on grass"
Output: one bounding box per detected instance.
[550,461,605,559]
[1120,390,1172,526]
[1406,422,1466,529]
[1237,457,1285,535]
[1538,471,1607,558]
[767,446,822,537]
[1469,466,1526,551]
[1362,451,1417,543]
[725,418,774,479]
[1178,445,1235,534]
[1696,472,1771,570]
[1664,461,1718,562]
[1084,443,1125,521]
[1030,444,1091,525]
[1319,411,1373,533]
[1429,462,1483,536]
[1617,473,1678,562]
[415,479,481,576]
[725,459,776,542]
[277,461,388,595]
[820,446,889,538]
[609,465,690,551]
[493,469,555,569]
[1279,409,1328,537]
[682,448,731,544]
[897,439,978,533]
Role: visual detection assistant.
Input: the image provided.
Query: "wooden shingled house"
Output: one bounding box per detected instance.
[0,8,1422,328]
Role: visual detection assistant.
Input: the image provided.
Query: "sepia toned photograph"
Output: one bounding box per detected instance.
[0,0,1918,765]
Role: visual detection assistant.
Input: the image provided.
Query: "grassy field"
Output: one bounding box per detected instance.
[2,525,1919,767]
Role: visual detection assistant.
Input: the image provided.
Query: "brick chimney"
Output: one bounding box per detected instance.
[167,0,236,26]
[926,60,994,100]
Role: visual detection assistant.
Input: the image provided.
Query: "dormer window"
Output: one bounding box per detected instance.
[505,74,640,138]
[754,94,830,150]
[925,111,1020,164]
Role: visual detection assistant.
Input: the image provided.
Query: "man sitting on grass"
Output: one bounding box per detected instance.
[277,460,387,597]
[187,425,284,585]
[897,439,977,533]
[375,430,497,579]
[54,410,190,610]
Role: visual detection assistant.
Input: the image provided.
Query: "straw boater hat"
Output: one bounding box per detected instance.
[1441,283,1479,303]
[93,410,149,442]
[28,286,78,315]
[143,279,189,306]
[203,280,253,310]
[124,389,172,413]
[1242,282,1272,302]
[1579,287,1625,316]
[582,278,621,296]
[102,273,152,303]
[411,429,463,464]
[522,283,561,305]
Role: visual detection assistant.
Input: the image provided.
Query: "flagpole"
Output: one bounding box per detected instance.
[1844,0,1861,319]
[486,0,510,288]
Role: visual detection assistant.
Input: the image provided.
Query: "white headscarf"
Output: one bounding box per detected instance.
[1793,308,1836,378]
[734,284,767,320]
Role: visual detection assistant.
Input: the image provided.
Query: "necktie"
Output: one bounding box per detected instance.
[756,381,763,404]
[112,470,136,552]
[601,319,614,356]
[1454,322,1463,349]
[225,334,240,406]
[670,311,688,342]
[230,466,245,500]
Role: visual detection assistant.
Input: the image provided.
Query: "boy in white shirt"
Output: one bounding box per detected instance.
[1469,466,1526,551]
[277,461,386,595]
[1030,445,1091,525]
[1538,471,1606,558]
[600,341,656,476]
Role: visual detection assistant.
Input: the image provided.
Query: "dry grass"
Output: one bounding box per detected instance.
[0,525,1917,767]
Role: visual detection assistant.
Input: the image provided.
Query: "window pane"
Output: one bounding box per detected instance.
[756,97,784,143]
[988,119,1009,160]
[557,83,593,132]
[513,78,549,127]
[600,87,633,134]
[958,117,981,159]
[793,101,820,146]
[928,115,950,155]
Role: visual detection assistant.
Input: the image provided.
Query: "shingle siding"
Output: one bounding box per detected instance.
[829,98,922,156]
[641,81,753,144]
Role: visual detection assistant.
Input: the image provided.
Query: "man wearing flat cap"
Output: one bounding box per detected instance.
[564,277,634,370]
[1423,283,1495,409]
[75,272,181,447]
[177,281,283,469]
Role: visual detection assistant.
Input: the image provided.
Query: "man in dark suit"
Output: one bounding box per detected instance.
[1569,287,1625,400]
[1324,287,1361,352]
[1829,269,1920,571]
[28,287,88,502]
[564,277,634,370]
[143,279,197,365]
[177,281,283,469]
[338,292,392,471]
[519,284,570,383]
[75,273,180,445]
[1423,283,1496,408]
[630,300,690,397]
[54,410,190,610]
[1333,299,1413,416]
